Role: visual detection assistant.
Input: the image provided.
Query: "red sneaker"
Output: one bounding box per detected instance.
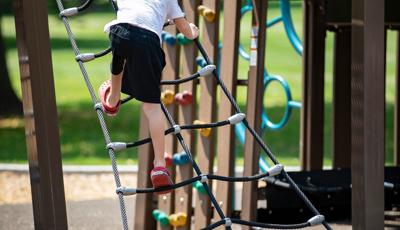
[151,167,173,195]
[99,80,121,116]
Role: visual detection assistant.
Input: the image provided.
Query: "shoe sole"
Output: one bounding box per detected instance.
[151,171,173,195]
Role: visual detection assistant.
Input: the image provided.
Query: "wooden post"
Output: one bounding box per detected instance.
[351,0,385,228]
[195,0,219,228]
[134,111,156,230]
[241,0,268,228]
[300,0,326,170]
[13,0,68,228]
[214,0,241,217]
[174,1,200,229]
[395,31,400,166]
[332,27,351,168]
[157,25,180,230]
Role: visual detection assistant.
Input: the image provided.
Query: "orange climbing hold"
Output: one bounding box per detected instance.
[194,120,212,137]
[197,5,216,22]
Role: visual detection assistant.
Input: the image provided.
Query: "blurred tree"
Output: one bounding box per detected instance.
[0,1,22,116]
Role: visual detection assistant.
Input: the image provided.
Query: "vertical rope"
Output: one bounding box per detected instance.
[55,0,129,229]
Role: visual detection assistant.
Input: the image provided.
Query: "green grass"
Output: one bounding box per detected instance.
[0,4,398,166]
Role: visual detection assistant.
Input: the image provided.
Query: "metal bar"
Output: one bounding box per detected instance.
[332,27,351,168]
[351,0,385,228]
[300,0,326,170]
[13,0,68,228]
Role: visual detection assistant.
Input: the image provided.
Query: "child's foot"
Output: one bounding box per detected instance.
[99,80,121,116]
[151,167,173,195]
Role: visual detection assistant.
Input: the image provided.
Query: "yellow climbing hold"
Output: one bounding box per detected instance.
[198,5,216,22]
[194,120,212,137]
[168,212,187,227]
[161,90,175,105]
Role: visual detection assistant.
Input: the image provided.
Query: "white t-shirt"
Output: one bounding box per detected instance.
[104,0,185,42]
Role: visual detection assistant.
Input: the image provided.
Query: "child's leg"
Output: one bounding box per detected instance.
[142,102,166,168]
[107,71,123,107]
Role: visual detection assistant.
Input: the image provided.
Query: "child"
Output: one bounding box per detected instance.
[99,0,199,194]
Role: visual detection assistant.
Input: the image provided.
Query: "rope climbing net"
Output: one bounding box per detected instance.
[56,0,332,229]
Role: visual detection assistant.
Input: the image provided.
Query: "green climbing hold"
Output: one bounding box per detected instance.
[177,33,192,46]
[152,209,170,226]
[193,180,207,194]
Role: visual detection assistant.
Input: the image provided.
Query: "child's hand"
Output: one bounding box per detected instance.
[175,18,199,40]
[189,23,199,39]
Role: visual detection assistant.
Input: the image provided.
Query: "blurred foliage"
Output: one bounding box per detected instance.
[0,0,114,15]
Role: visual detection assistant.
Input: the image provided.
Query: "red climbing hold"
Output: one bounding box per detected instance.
[174,91,193,106]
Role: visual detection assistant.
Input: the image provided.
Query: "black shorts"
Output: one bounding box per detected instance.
[109,23,166,103]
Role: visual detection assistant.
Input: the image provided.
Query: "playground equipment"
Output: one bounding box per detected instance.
[172,151,190,165]
[168,212,188,227]
[198,5,216,22]
[174,91,193,106]
[164,0,305,172]
[161,90,175,105]
[152,209,188,228]
[13,0,400,229]
[54,0,330,229]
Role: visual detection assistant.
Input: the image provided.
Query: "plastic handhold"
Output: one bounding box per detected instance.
[193,180,207,194]
[165,153,173,167]
[161,31,177,45]
[152,209,170,226]
[193,120,212,137]
[172,151,190,165]
[168,212,187,227]
[174,91,193,106]
[176,33,192,45]
[198,5,216,22]
[161,90,175,105]
[196,57,207,68]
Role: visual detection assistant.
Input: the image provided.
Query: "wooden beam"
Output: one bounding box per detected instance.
[351,0,385,228]
[395,31,400,166]
[194,0,220,228]
[157,24,180,230]
[13,0,67,228]
[134,111,156,230]
[300,0,326,170]
[214,0,241,217]
[174,1,200,229]
[332,27,351,169]
[241,0,268,228]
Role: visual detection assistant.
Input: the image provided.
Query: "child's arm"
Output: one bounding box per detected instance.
[174,18,199,40]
